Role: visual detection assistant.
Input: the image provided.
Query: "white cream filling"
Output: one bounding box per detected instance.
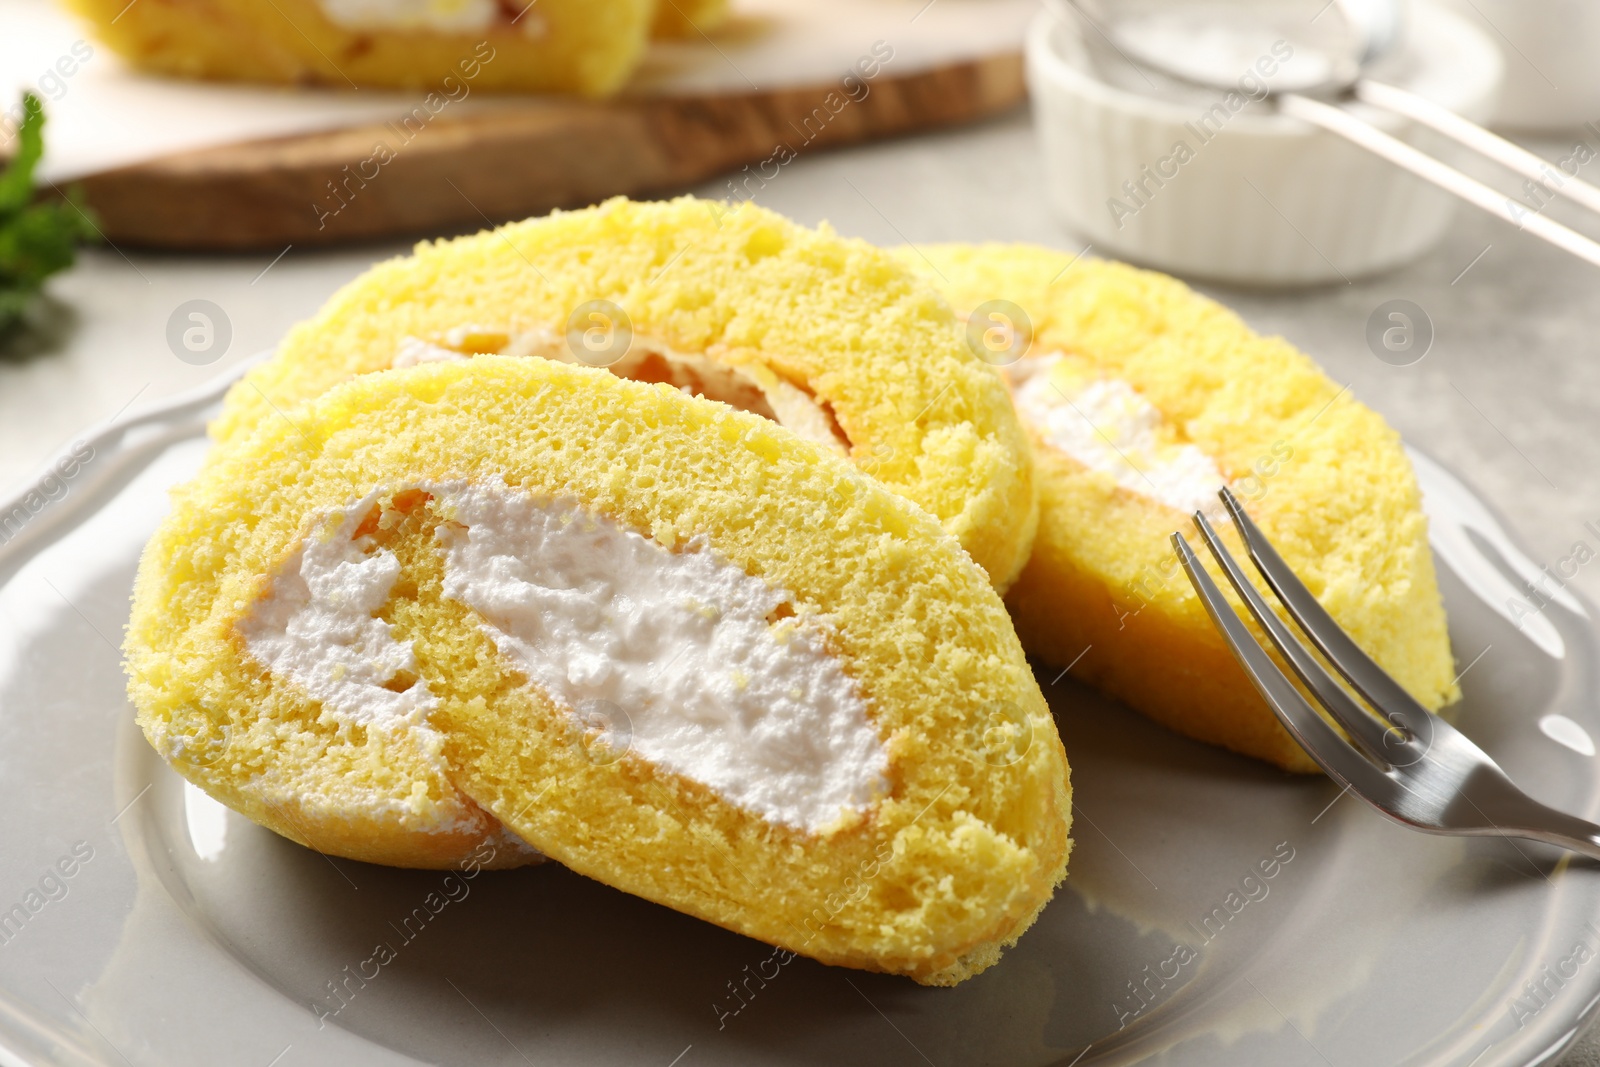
[392,326,851,456]
[240,480,887,834]
[238,495,438,732]
[316,0,509,34]
[1009,354,1227,516]
[235,493,472,829]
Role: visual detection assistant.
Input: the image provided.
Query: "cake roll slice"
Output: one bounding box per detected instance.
[897,243,1457,773]
[214,196,1038,591]
[127,356,1072,982]
[65,0,656,95]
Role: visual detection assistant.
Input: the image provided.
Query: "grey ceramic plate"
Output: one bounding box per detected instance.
[2,364,1599,1067]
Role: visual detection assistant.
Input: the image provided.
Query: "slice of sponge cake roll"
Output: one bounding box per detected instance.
[126,356,1072,981]
[66,0,656,95]
[214,197,1039,591]
[897,243,1458,773]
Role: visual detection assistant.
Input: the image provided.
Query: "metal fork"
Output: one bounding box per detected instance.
[1171,487,1600,860]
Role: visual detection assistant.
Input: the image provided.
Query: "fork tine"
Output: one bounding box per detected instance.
[1171,531,1393,797]
[1216,487,1433,735]
[1189,510,1402,764]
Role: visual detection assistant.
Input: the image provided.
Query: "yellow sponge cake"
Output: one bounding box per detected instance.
[66,0,656,95]
[898,243,1458,773]
[125,356,1072,984]
[215,197,1039,591]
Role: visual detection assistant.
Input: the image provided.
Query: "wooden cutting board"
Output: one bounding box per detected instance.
[74,52,1024,250]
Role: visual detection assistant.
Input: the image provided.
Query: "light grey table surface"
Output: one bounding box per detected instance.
[3,106,1598,1065]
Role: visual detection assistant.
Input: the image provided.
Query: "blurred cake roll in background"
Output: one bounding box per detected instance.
[64,0,732,94]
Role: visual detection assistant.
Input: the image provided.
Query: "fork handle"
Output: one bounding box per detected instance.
[1474,787,1600,862]
[1452,767,1600,862]
[1277,92,1600,270]
[1354,80,1600,218]
[1511,811,1600,863]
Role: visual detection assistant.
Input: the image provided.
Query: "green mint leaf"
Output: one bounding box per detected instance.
[0,93,96,342]
[0,93,45,216]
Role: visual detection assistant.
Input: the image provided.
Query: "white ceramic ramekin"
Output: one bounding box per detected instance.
[1438,0,1600,131]
[1026,1,1503,286]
